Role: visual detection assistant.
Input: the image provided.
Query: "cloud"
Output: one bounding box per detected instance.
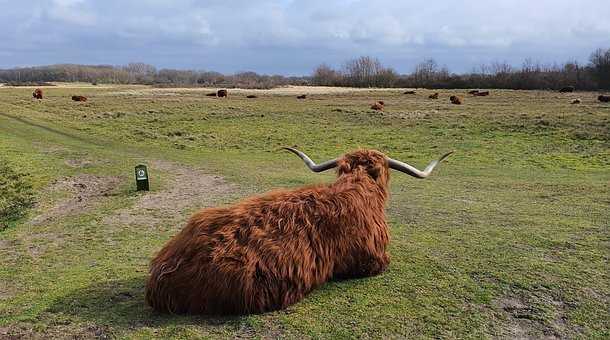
[0,0,608,73]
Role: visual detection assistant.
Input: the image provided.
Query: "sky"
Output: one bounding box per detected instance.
[0,0,609,75]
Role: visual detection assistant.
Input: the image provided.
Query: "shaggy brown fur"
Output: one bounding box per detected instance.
[429,93,439,99]
[71,95,87,102]
[217,89,228,98]
[598,95,610,103]
[146,150,392,315]
[32,88,43,99]
[450,95,462,105]
[371,102,384,110]
[297,94,307,99]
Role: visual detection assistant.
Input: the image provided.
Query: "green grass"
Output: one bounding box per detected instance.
[0,85,608,339]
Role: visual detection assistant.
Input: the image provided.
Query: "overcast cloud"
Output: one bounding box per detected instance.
[1,0,609,74]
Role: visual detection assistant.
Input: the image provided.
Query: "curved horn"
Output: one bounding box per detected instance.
[388,151,454,179]
[283,147,338,173]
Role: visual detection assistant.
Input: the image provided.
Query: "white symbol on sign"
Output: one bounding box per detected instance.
[137,169,147,179]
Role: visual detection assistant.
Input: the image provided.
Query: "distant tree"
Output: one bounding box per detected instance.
[341,56,397,87]
[589,48,610,89]
[312,64,340,86]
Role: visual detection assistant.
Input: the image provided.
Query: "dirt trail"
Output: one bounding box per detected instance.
[31,175,121,225]
[103,160,235,229]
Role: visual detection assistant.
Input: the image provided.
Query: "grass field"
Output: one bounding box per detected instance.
[0,84,608,339]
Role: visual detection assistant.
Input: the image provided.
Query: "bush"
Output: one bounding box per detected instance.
[0,160,35,230]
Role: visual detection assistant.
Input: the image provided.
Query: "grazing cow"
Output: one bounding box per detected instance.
[599,95,610,103]
[206,92,217,97]
[450,95,462,105]
[371,102,384,110]
[468,90,479,95]
[297,94,307,99]
[559,86,575,93]
[571,99,582,104]
[246,95,258,99]
[403,90,416,94]
[32,88,43,99]
[217,89,228,98]
[145,147,453,315]
[474,91,490,97]
[429,93,439,99]
[71,95,87,102]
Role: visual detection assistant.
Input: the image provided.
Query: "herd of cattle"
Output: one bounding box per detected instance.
[20,84,608,316]
[31,87,610,107]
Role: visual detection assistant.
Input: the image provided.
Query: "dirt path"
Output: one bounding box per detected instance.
[31,174,121,225]
[103,160,235,229]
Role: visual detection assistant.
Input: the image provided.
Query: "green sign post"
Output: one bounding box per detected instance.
[135,164,149,191]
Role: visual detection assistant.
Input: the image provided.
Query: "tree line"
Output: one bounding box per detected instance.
[1,47,609,90]
[0,63,308,89]
[313,48,610,90]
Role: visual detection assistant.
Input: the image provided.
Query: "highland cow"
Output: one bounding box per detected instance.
[297,94,307,99]
[145,148,453,315]
[598,95,610,103]
[371,102,384,110]
[71,95,87,102]
[571,99,582,104]
[450,95,462,105]
[217,89,228,98]
[32,88,43,99]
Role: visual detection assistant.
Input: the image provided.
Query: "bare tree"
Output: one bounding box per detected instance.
[312,64,340,86]
[590,48,610,89]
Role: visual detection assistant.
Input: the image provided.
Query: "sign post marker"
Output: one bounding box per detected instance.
[135,164,150,191]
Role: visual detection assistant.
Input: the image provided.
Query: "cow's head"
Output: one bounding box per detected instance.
[284,147,453,186]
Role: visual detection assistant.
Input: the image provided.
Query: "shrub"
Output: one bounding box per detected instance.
[0,160,35,230]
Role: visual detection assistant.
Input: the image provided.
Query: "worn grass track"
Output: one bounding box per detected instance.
[0,85,609,339]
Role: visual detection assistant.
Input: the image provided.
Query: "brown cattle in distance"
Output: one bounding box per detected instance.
[371,102,384,110]
[217,89,228,98]
[598,95,610,103]
[71,95,87,102]
[571,99,582,104]
[297,94,307,99]
[450,95,462,105]
[32,88,43,99]
[429,93,439,99]
[145,147,453,315]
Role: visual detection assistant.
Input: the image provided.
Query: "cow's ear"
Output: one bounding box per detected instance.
[337,159,351,174]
